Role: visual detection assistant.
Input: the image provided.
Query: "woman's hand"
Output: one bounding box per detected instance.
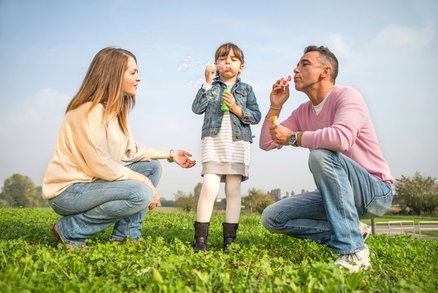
[148,185,160,210]
[140,176,160,210]
[173,150,196,168]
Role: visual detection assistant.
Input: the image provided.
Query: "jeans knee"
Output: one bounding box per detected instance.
[308,149,333,173]
[129,184,152,209]
[150,159,163,175]
[149,160,163,185]
[261,206,275,231]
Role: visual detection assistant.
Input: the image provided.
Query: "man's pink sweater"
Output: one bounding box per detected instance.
[260,86,394,184]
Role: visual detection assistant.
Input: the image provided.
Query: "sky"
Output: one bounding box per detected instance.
[1,0,437,200]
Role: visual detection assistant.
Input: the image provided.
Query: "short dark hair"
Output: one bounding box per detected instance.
[215,42,244,64]
[304,45,338,82]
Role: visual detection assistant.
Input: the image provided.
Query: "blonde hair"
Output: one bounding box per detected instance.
[66,47,137,135]
[214,42,244,64]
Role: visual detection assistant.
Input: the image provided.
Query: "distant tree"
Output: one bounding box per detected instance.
[174,190,197,212]
[242,188,274,214]
[0,174,36,207]
[0,198,10,208]
[395,172,438,215]
[32,186,49,207]
[193,182,202,199]
[160,198,176,207]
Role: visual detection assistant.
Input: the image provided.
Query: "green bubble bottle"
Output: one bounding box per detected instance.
[221,88,230,112]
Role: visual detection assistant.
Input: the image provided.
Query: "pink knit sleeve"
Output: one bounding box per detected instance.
[301,87,368,152]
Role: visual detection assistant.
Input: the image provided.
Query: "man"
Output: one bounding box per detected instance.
[259,45,394,272]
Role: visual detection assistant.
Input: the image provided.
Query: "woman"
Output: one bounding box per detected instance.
[42,47,196,249]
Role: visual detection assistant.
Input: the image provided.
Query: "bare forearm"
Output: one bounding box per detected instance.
[266,105,282,119]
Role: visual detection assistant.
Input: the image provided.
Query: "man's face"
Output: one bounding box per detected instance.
[293,51,324,92]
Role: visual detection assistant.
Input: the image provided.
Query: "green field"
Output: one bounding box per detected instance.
[1,208,437,292]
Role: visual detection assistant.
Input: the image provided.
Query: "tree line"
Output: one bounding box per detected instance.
[0,174,48,208]
[1,172,437,215]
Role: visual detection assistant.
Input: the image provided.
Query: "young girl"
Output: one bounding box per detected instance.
[192,42,261,252]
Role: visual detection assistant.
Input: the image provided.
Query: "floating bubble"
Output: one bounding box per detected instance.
[177,61,189,72]
[207,85,220,101]
[177,55,193,72]
[186,77,204,87]
[196,77,204,86]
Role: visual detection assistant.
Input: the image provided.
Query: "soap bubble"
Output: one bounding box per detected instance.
[207,85,220,101]
[196,77,204,86]
[177,61,189,72]
[186,77,204,88]
[177,55,192,72]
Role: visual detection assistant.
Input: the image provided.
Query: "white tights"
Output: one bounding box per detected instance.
[196,174,242,223]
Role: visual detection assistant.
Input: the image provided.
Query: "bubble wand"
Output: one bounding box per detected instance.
[269,115,279,125]
[281,75,291,89]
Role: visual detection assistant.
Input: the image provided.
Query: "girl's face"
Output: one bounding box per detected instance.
[216,49,244,82]
[122,56,140,96]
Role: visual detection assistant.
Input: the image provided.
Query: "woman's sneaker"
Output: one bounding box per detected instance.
[334,244,371,273]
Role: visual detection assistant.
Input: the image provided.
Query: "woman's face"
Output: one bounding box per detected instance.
[122,56,140,96]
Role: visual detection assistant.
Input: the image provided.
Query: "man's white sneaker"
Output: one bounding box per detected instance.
[334,244,371,273]
[359,221,372,241]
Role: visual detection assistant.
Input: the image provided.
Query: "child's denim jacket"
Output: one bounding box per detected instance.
[192,77,261,143]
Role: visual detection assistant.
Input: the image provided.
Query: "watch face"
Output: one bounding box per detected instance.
[289,133,298,145]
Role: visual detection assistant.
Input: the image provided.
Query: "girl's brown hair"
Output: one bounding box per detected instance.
[214,42,244,64]
[66,47,137,135]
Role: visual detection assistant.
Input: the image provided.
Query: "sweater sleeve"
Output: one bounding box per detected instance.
[72,104,132,181]
[301,87,368,152]
[122,136,163,162]
[259,110,299,151]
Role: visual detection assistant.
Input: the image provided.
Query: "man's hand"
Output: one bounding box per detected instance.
[270,79,290,108]
[269,123,293,145]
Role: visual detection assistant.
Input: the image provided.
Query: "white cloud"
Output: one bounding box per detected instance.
[327,33,351,56]
[0,88,68,186]
[0,88,67,134]
[371,24,435,51]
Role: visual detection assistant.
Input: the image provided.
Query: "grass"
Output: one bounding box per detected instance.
[1,208,437,292]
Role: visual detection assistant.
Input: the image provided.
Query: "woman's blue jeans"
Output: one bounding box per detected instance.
[49,160,162,246]
[262,149,393,254]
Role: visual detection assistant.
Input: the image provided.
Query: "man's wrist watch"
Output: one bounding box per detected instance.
[167,149,174,162]
[289,132,299,147]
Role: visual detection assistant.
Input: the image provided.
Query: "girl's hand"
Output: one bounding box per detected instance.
[204,64,216,84]
[173,150,196,168]
[223,91,243,118]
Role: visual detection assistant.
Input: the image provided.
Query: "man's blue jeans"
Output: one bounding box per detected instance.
[262,149,393,254]
[49,160,162,246]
